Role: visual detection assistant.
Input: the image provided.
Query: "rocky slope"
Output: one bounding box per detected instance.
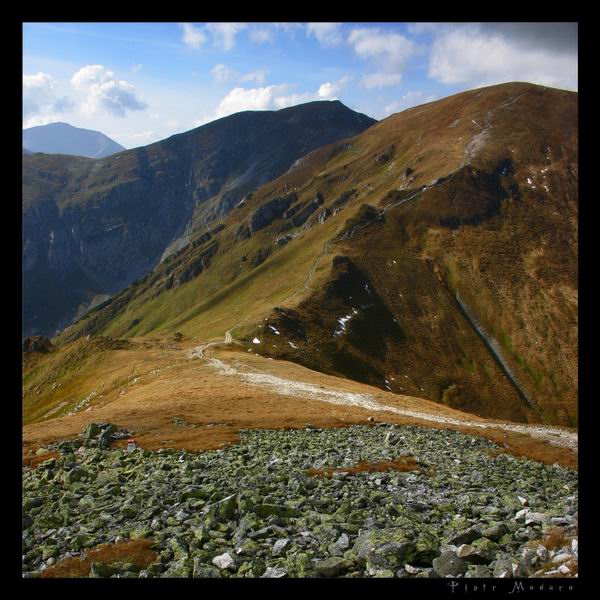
[23,422,577,578]
[23,102,376,337]
[58,83,577,426]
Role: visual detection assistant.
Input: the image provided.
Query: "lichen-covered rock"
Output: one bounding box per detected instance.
[21,423,578,579]
[432,551,468,577]
[314,557,353,577]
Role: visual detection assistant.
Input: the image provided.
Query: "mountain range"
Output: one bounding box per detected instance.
[23,83,577,427]
[23,101,376,338]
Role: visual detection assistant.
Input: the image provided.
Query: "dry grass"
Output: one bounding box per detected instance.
[23,344,577,470]
[307,455,420,478]
[23,450,60,468]
[540,526,573,551]
[40,539,158,578]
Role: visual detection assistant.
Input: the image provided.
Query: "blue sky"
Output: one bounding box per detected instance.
[23,22,578,149]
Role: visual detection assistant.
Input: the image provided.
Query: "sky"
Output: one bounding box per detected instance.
[23,22,578,149]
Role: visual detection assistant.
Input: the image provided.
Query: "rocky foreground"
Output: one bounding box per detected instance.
[22,424,578,578]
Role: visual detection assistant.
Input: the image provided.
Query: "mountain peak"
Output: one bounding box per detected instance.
[22,122,125,159]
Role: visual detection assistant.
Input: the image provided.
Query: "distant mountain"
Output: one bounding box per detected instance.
[22,101,376,338]
[22,122,125,158]
[23,148,33,155]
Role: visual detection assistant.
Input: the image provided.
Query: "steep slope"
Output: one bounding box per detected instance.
[23,102,376,337]
[22,122,126,158]
[57,83,577,426]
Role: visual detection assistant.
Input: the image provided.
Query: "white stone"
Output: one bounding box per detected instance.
[525,512,548,525]
[559,564,572,575]
[552,553,572,565]
[261,566,287,578]
[273,539,290,555]
[212,552,235,570]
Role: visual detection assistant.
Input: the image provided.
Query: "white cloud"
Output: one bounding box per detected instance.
[316,75,352,100]
[407,23,444,35]
[211,64,267,86]
[211,75,351,121]
[249,27,275,44]
[128,130,157,141]
[383,90,437,116]
[23,72,56,115]
[206,23,247,51]
[273,91,313,109]
[428,25,578,90]
[179,23,206,49]
[348,27,415,89]
[71,65,147,117]
[215,84,290,118]
[273,23,303,36]
[211,64,237,84]
[241,70,267,85]
[361,72,403,89]
[307,23,344,47]
[23,72,75,125]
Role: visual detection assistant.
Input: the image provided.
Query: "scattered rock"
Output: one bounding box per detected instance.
[447,526,482,546]
[432,551,468,577]
[315,557,353,577]
[21,424,578,579]
[212,552,236,571]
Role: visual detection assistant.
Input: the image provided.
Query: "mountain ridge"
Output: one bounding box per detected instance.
[23,100,377,337]
[55,82,577,426]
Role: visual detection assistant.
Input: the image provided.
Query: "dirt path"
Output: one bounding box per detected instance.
[188,331,233,358]
[204,352,577,452]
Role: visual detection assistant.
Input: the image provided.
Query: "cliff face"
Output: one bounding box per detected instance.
[23,101,376,336]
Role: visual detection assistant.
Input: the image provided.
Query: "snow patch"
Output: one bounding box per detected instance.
[334,308,360,336]
[252,338,261,344]
[268,325,281,335]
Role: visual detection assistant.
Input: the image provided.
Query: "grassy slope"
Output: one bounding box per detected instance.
[55,83,578,426]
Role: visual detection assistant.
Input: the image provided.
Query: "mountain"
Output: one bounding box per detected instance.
[23,101,377,337]
[22,122,125,158]
[57,82,577,426]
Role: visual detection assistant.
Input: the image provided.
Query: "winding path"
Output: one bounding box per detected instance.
[214,356,577,451]
[195,345,576,452]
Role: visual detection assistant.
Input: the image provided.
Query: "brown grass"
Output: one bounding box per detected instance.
[23,345,577,470]
[40,539,158,578]
[307,455,420,478]
[23,450,60,468]
[540,526,573,551]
